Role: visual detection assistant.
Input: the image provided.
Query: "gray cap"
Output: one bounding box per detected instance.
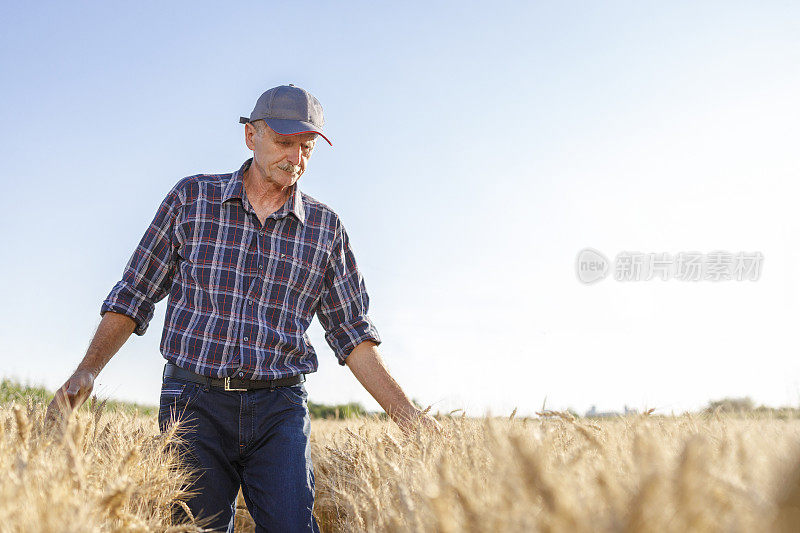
[239,84,331,145]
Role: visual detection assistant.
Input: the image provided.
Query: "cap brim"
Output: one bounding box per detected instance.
[263,118,332,146]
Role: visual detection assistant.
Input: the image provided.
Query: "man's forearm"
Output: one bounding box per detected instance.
[77,311,137,377]
[345,340,420,424]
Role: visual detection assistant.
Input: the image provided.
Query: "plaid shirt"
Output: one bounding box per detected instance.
[101,158,381,379]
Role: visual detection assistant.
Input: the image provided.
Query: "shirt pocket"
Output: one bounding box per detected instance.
[275,253,323,299]
[177,238,242,296]
[176,239,211,288]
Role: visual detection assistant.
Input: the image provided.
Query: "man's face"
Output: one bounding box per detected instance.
[245,121,316,188]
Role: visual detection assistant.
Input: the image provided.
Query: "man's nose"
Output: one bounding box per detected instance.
[286,145,302,166]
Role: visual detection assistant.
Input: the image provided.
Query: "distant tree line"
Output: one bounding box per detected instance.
[1,378,384,420]
[703,396,800,418]
[308,401,367,419]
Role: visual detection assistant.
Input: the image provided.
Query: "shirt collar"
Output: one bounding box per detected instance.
[223,158,306,226]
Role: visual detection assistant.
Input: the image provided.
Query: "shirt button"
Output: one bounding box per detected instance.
[243,336,249,341]
[259,264,264,269]
[239,372,244,377]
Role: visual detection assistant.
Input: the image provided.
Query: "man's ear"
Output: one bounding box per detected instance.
[244,122,256,151]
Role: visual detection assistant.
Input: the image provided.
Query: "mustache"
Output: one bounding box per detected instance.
[277,162,301,175]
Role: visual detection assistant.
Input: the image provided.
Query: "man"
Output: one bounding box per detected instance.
[46,84,442,532]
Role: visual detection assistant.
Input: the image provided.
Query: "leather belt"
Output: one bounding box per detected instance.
[163,362,305,391]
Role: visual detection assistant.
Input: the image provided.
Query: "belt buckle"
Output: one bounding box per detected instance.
[224,376,247,392]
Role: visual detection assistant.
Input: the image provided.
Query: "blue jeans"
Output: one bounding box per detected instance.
[158,372,321,533]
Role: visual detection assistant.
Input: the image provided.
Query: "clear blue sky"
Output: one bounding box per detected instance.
[1,2,798,416]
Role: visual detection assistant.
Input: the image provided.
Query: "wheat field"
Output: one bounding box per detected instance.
[2,397,800,532]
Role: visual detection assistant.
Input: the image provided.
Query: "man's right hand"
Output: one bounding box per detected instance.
[45,369,95,425]
[43,312,136,428]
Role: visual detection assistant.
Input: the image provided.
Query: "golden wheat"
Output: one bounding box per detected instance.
[2,399,800,532]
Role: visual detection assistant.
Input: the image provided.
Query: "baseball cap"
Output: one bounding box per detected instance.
[239,84,332,146]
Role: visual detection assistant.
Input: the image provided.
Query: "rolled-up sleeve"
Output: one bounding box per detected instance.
[100,183,182,336]
[316,218,382,365]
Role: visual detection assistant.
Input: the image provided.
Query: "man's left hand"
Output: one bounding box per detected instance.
[397,409,449,438]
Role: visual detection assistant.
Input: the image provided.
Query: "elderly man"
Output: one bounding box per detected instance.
[46,84,441,532]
